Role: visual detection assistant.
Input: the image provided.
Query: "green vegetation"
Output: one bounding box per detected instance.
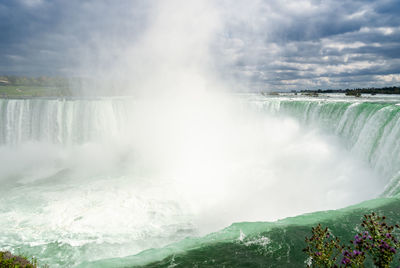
[0,251,37,268]
[0,76,68,87]
[0,85,71,98]
[297,86,400,96]
[0,75,71,97]
[303,224,343,267]
[304,213,400,267]
[345,91,361,97]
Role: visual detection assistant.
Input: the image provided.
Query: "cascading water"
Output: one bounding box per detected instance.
[0,94,394,267]
[251,94,400,196]
[0,98,129,144]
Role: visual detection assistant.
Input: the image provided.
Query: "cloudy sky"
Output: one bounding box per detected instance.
[1,0,400,91]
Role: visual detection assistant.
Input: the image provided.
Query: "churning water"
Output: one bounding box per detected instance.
[0,93,398,266]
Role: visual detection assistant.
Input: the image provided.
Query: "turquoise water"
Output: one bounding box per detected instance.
[90,197,400,267]
[251,94,400,196]
[0,94,399,267]
[90,94,400,267]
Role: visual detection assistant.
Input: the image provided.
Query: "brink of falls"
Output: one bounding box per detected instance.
[1,94,400,267]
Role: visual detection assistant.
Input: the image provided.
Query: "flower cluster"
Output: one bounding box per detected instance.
[304,213,400,267]
[340,249,365,266]
[354,213,400,267]
[302,224,342,267]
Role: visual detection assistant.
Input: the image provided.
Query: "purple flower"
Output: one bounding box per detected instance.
[341,258,351,264]
[383,242,390,249]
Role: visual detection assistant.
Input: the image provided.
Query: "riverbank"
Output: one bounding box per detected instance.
[0,251,37,268]
[0,85,71,98]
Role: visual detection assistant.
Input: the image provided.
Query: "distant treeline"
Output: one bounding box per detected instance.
[0,75,69,87]
[298,86,400,95]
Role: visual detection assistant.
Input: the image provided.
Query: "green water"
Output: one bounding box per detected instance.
[256,96,400,196]
[2,94,400,267]
[80,94,400,267]
[82,197,400,267]
[142,198,400,267]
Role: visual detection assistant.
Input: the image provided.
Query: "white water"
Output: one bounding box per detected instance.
[251,94,400,195]
[0,95,384,266]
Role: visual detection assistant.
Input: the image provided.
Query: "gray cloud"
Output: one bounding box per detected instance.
[0,0,399,90]
[218,0,400,90]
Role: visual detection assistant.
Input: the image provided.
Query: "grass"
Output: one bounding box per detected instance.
[0,85,71,98]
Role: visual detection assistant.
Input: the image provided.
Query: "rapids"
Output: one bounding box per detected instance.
[0,93,399,267]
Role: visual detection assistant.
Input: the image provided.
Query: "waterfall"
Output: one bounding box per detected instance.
[1,96,399,196]
[0,98,129,145]
[0,94,396,266]
[253,96,400,196]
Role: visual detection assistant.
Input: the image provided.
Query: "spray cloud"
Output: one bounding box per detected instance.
[0,1,387,265]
